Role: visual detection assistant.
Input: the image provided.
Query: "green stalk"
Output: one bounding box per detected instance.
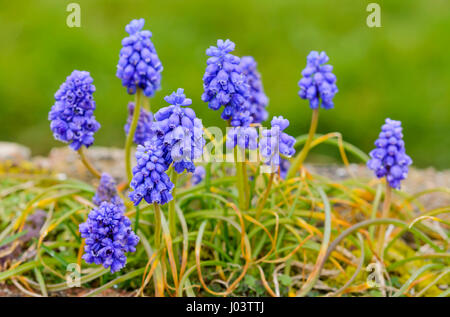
[255,172,274,220]
[234,148,246,210]
[205,162,212,209]
[377,182,392,255]
[125,89,143,183]
[152,206,163,296]
[293,133,369,163]
[134,205,140,232]
[168,168,179,237]
[153,203,162,250]
[242,161,250,209]
[287,108,319,179]
[77,147,101,178]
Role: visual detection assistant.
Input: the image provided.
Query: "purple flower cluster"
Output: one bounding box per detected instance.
[79,201,139,273]
[129,138,174,205]
[124,102,154,145]
[367,118,412,189]
[153,89,205,174]
[192,166,206,185]
[259,116,296,169]
[202,39,251,127]
[239,56,268,124]
[226,126,258,150]
[298,51,338,110]
[48,70,100,151]
[116,18,163,97]
[93,173,119,206]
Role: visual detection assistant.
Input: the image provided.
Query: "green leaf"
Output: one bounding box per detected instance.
[279,274,292,287]
[0,230,28,248]
[244,275,257,288]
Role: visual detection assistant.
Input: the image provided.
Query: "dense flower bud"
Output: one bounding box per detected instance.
[239,56,268,123]
[202,39,251,127]
[129,137,174,205]
[226,126,258,150]
[367,118,412,189]
[259,116,296,169]
[153,89,205,173]
[48,70,100,150]
[298,51,338,110]
[79,201,139,273]
[116,18,163,97]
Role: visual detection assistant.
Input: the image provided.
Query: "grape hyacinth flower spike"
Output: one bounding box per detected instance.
[367,118,412,190]
[152,88,205,174]
[202,39,251,127]
[116,18,163,97]
[48,70,102,178]
[124,102,154,145]
[287,51,338,179]
[256,116,295,219]
[128,136,173,256]
[79,201,139,273]
[298,51,338,110]
[119,18,163,181]
[367,118,412,253]
[49,70,100,151]
[226,126,259,150]
[239,56,269,124]
[129,137,174,206]
[259,116,296,171]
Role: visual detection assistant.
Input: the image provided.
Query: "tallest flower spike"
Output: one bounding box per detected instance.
[286,51,338,179]
[116,18,163,97]
[202,39,251,127]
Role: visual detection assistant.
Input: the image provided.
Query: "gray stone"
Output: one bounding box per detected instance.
[0,142,31,161]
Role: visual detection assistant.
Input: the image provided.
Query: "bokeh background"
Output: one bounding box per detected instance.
[0,0,449,168]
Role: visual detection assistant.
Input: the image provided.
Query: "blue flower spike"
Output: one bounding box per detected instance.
[202,39,252,127]
[117,18,163,97]
[298,51,338,110]
[49,70,101,151]
[367,118,412,189]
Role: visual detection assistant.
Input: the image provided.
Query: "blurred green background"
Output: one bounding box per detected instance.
[0,0,449,168]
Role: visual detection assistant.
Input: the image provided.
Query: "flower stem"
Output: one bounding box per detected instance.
[77,147,101,178]
[286,108,319,179]
[377,181,392,255]
[134,205,140,232]
[153,202,162,250]
[125,89,143,183]
[168,168,178,238]
[153,201,164,297]
[242,161,250,209]
[234,148,246,211]
[204,162,212,209]
[255,172,274,220]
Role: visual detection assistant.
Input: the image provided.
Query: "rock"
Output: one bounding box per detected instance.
[42,146,129,183]
[0,142,31,161]
[306,163,450,210]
